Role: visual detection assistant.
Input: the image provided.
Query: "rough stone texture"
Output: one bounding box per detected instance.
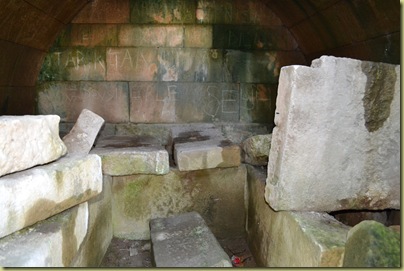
[0,115,67,177]
[112,165,246,240]
[62,109,105,155]
[171,124,240,171]
[0,154,102,239]
[241,134,272,165]
[247,165,349,267]
[0,202,88,267]
[343,220,400,267]
[91,136,169,176]
[71,176,113,267]
[266,56,400,211]
[150,212,232,267]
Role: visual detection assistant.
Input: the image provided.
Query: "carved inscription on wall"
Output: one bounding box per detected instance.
[129,82,273,123]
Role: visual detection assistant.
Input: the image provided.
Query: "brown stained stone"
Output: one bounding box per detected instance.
[0,40,19,86]
[184,26,212,48]
[0,86,35,115]
[10,47,45,87]
[57,24,118,47]
[106,48,158,81]
[37,81,129,123]
[119,25,183,47]
[73,0,130,23]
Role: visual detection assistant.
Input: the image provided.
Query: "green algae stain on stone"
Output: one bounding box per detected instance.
[361,62,397,132]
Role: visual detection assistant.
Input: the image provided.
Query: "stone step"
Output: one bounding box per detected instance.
[150,212,232,267]
[91,136,169,176]
[0,154,102,239]
[0,115,67,177]
[0,202,88,267]
[170,125,240,171]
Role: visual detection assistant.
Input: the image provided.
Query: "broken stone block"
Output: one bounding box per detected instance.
[0,154,102,239]
[241,134,272,165]
[171,124,240,171]
[72,176,113,267]
[63,109,105,155]
[266,56,400,211]
[112,166,246,240]
[0,115,67,177]
[343,220,400,267]
[246,165,349,267]
[91,136,169,176]
[150,212,232,267]
[0,202,88,267]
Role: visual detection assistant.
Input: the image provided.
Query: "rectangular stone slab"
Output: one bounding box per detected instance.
[150,212,232,267]
[0,154,102,239]
[0,115,67,177]
[266,56,400,211]
[0,202,88,267]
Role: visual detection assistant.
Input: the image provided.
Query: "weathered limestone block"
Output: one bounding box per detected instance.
[0,202,88,267]
[0,115,67,177]
[0,154,102,239]
[247,165,349,267]
[171,124,240,171]
[343,220,400,267]
[112,166,246,240]
[72,176,113,267]
[266,56,400,211]
[150,212,232,267]
[91,135,169,176]
[63,109,105,155]
[241,134,272,165]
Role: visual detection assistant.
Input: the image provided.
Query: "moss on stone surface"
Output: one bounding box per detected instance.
[343,220,400,267]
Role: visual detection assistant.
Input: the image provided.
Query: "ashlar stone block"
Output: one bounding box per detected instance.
[266,56,400,211]
[0,115,67,177]
[91,135,169,176]
[0,154,102,239]
[247,166,349,267]
[0,202,88,267]
[150,212,232,267]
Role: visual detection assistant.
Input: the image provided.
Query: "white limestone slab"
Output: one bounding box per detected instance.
[0,202,88,267]
[0,115,67,177]
[63,109,105,155]
[0,154,102,239]
[266,56,400,211]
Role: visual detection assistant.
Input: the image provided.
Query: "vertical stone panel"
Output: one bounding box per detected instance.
[119,25,183,47]
[56,24,119,47]
[184,26,212,48]
[240,83,276,123]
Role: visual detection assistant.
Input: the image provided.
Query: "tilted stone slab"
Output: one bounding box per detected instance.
[241,134,272,166]
[62,109,105,155]
[0,154,102,239]
[266,56,400,211]
[247,165,350,267]
[91,136,169,176]
[0,115,67,177]
[150,212,232,267]
[343,220,400,268]
[0,202,88,267]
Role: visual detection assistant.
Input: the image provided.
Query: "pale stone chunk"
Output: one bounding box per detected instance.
[241,134,272,165]
[63,109,105,155]
[150,212,232,267]
[174,139,240,171]
[0,115,67,177]
[72,176,113,267]
[0,154,102,239]
[0,202,88,267]
[266,56,400,211]
[247,165,350,267]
